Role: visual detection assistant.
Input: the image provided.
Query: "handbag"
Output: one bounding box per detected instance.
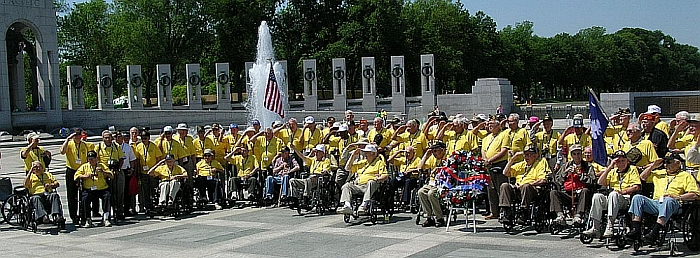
[128,176,140,195]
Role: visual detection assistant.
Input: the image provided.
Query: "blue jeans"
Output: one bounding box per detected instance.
[628,195,681,224]
[265,175,290,198]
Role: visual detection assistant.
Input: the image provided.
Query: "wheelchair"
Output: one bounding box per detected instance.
[631,200,699,256]
[147,178,193,218]
[343,181,390,224]
[3,186,67,232]
[228,167,265,208]
[499,183,552,234]
[193,174,224,210]
[579,209,630,249]
[293,172,336,216]
[387,165,421,215]
[548,185,593,236]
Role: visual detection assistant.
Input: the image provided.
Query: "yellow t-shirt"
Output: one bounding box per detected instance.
[535,130,560,156]
[352,157,388,185]
[328,136,349,155]
[64,140,90,170]
[398,131,428,157]
[252,136,284,168]
[648,170,699,200]
[206,134,229,164]
[622,139,658,167]
[367,127,394,148]
[655,121,670,137]
[673,134,694,150]
[482,131,512,164]
[94,142,125,165]
[134,141,164,173]
[173,134,196,157]
[590,162,606,176]
[304,156,332,175]
[564,133,592,159]
[20,147,47,172]
[278,128,302,152]
[442,130,476,155]
[196,159,225,177]
[193,136,214,159]
[606,166,642,191]
[74,163,113,190]
[154,138,187,161]
[228,155,259,177]
[507,127,532,162]
[392,156,422,179]
[301,128,323,151]
[26,172,58,195]
[153,164,186,180]
[605,125,629,155]
[509,158,550,185]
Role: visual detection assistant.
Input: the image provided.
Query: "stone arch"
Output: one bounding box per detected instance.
[6,19,44,112]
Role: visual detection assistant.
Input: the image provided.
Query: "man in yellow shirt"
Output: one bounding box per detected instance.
[20,133,51,174]
[59,131,89,223]
[391,119,428,157]
[506,113,532,163]
[482,114,511,220]
[387,146,422,208]
[193,126,214,161]
[277,118,303,152]
[339,144,388,215]
[195,149,226,209]
[225,145,260,200]
[533,115,560,171]
[583,150,641,238]
[252,128,284,170]
[290,144,332,199]
[605,108,632,155]
[583,147,607,177]
[206,123,229,165]
[628,154,699,243]
[224,123,242,151]
[75,151,114,227]
[299,116,323,154]
[148,154,187,207]
[174,123,196,183]
[435,118,477,155]
[622,123,658,168]
[133,131,164,213]
[416,142,448,227]
[155,126,188,165]
[499,145,550,223]
[558,114,592,163]
[367,117,394,151]
[24,161,64,224]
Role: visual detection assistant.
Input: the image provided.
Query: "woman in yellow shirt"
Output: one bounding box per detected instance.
[24,161,64,224]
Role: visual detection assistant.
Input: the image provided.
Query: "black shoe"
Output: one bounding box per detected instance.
[422,218,436,227]
[626,228,642,239]
[642,232,658,244]
[435,218,446,227]
[92,212,101,217]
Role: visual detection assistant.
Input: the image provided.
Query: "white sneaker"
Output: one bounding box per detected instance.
[555,216,566,225]
[572,216,583,225]
[603,227,614,238]
[214,203,223,210]
[104,219,112,227]
[582,227,599,237]
[339,206,353,215]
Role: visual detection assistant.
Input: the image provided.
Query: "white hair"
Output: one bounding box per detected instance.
[676,111,690,120]
[509,113,520,121]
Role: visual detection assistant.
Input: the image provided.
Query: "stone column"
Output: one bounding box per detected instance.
[473,78,514,116]
[332,58,347,111]
[361,57,376,112]
[66,66,85,110]
[96,65,114,110]
[186,63,202,110]
[216,63,231,110]
[157,64,173,110]
[9,51,27,111]
[278,60,289,108]
[420,54,435,114]
[126,65,143,110]
[303,59,318,111]
[0,32,9,130]
[244,61,254,101]
[390,56,406,114]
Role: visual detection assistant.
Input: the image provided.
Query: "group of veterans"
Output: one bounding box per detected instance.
[17,106,700,244]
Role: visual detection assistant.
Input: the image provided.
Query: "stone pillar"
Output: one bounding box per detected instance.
[186,63,202,109]
[332,58,347,111]
[244,61,254,101]
[278,60,289,107]
[361,57,376,112]
[472,78,514,115]
[216,63,231,110]
[0,31,10,130]
[420,54,435,114]
[96,65,114,110]
[66,66,85,110]
[390,56,406,114]
[303,59,318,111]
[126,65,143,110]
[9,51,27,111]
[157,64,173,110]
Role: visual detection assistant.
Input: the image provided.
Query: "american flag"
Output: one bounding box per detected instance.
[265,66,285,118]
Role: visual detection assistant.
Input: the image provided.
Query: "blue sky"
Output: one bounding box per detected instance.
[67,0,699,47]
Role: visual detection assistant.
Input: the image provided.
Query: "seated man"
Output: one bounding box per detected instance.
[339,144,388,214]
[416,142,448,227]
[148,154,187,207]
[195,149,225,209]
[24,161,65,224]
[290,144,331,199]
[583,150,641,238]
[387,146,422,208]
[627,154,699,243]
[75,150,114,227]
[267,147,300,199]
[499,145,550,223]
[225,145,261,200]
[550,144,595,225]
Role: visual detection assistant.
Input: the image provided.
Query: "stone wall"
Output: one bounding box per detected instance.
[600,91,700,117]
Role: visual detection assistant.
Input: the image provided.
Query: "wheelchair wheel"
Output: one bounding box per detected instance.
[615,237,626,249]
[503,222,513,232]
[2,194,27,226]
[370,213,377,224]
[579,233,593,244]
[682,204,700,252]
[633,239,642,251]
[669,240,677,256]
[343,214,350,223]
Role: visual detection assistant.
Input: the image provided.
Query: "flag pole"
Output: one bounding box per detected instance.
[588,88,608,118]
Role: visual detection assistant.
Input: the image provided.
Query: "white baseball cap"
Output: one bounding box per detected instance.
[338,124,348,132]
[305,116,315,124]
[332,122,341,128]
[176,123,188,130]
[361,144,378,153]
[314,144,326,153]
[646,105,661,114]
[477,114,488,121]
[244,126,255,133]
[163,126,174,133]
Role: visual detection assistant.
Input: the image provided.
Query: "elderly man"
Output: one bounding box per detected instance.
[627,154,699,243]
[155,126,187,165]
[225,145,260,200]
[645,104,670,136]
[436,117,477,155]
[113,131,137,221]
[75,151,114,227]
[639,113,669,158]
[550,144,595,225]
[290,144,331,200]
[583,147,607,177]
[416,142,449,227]
[278,118,303,152]
[558,114,592,161]
[300,116,323,154]
[605,108,632,155]
[148,154,187,207]
[344,110,355,124]
[391,119,428,157]
[21,133,51,174]
[367,117,394,150]
[134,131,163,213]
[94,130,124,218]
[59,131,89,223]
[193,126,214,162]
[24,161,64,225]
[206,123,229,165]
[623,123,659,168]
[506,113,532,163]
[482,114,511,220]
[252,127,284,171]
[387,146,421,208]
[499,145,550,223]
[268,147,299,199]
[195,149,226,209]
[533,114,560,171]
[339,144,388,215]
[583,150,641,238]
[174,123,196,184]
[324,123,351,159]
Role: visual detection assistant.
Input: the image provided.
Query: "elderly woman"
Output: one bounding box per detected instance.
[24,161,64,224]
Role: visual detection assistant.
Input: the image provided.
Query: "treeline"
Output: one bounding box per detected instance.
[58,0,700,108]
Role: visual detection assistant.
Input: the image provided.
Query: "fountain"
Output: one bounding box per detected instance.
[245,21,289,128]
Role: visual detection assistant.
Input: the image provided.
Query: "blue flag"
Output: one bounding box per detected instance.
[588,90,609,166]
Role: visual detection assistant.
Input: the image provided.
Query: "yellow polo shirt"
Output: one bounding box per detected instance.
[301,128,323,151]
[352,157,388,185]
[228,155,259,177]
[397,131,428,156]
[224,133,242,151]
[193,136,214,159]
[648,170,699,200]
[303,156,332,175]
[507,127,532,162]
[278,128,303,152]
[483,131,512,164]
[563,133,592,159]
[173,134,196,157]
[606,166,642,192]
[134,141,163,173]
[206,135,229,164]
[20,147,47,172]
[153,164,186,180]
[509,158,550,185]
[64,140,90,170]
[443,130,477,155]
[367,127,394,148]
[622,139,658,167]
[154,138,187,161]
[94,142,125,165]
[74,163,113,190]
[196,159,225,177]
[252,136,284,168]
[26,172,58,195]
[535,130,560,156]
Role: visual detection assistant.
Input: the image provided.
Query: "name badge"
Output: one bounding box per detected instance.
[143,166,149,171]
[182,157,189,163]
[659,195,664,203]
[207,176,213,180]
[75,159,82,164]
[90,185,97,191]
[263,156,269,161]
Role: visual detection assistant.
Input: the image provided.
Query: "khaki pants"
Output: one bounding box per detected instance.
[589,191,629,222]
[290,176,319,198]
[417,184,443,220]
[499,183,538,209]
[158,180,181,205]
[340,180,379,203]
